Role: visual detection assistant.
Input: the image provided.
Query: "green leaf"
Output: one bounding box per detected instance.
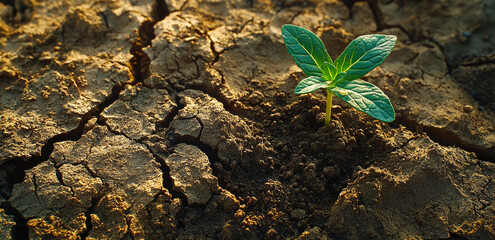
[330,80,395,122]
[325,61,337,80]
[282,25,332,78]
[334,72,346,83]
[334,35,397,81]
[294,76,330,94]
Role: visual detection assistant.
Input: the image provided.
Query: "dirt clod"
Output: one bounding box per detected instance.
[166,144,219,205]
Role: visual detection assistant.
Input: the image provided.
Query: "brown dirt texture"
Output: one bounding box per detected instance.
[0,0,494,239]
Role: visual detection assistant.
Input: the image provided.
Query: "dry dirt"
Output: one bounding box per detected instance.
[0,0,494,239]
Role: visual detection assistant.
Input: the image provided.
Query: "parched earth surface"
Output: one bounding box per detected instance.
[0,0,494,239]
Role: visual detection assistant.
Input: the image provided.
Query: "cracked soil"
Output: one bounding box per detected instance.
[0,0,494,239]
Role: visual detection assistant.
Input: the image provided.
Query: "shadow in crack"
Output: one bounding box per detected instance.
[0,201,28,240]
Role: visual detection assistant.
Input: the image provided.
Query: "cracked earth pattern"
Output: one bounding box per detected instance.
[0,0,494,239]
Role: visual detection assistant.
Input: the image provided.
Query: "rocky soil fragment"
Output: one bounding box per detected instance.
[101,84,177,140]
[144,12,214,91]
[328,136,495,239]
[170,117,202,139]
[166,144,219,205]
[10,160,101,238]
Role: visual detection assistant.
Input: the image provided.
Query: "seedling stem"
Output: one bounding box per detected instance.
[325,91,333,126]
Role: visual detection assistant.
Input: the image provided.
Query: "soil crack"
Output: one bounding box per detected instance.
[187,84,240,116]
[80,196,100,240]
[393,116,494,162]
[0,82,126,194]
[54,163,76,197]
[361,0,413,40]
[171,134,231,188]
[429,37,454,73]
[0,201,28,240]
[130,0,170,85]
[457,55,495,67]
[142,143,189,205]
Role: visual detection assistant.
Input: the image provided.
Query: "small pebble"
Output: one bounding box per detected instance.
[266,228,278,238]
[463,104,473,113]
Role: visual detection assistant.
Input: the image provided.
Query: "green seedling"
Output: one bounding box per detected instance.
[282,24,397,125]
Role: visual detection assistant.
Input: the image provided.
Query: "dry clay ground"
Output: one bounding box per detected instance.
[0,0,494,239]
